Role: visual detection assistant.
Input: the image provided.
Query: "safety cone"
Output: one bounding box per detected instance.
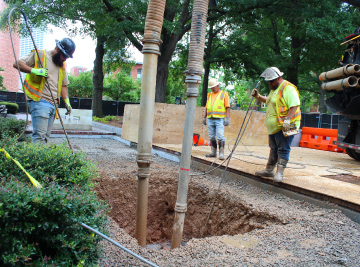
[193,133,211,146]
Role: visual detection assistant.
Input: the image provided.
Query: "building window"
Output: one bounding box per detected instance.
[137,69,142,79]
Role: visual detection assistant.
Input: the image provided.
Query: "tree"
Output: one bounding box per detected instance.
[0,67,6,91]
[103,71,140,102]
[67,72,93,98]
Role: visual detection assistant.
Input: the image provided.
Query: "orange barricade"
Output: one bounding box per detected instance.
[299,127,344,153]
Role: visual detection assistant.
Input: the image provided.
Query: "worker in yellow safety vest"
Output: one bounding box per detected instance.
[251,67,301,182]
[203,78,230,160]
[13,38,75,143]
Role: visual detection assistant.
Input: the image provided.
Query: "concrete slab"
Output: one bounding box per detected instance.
[53,108,93,131]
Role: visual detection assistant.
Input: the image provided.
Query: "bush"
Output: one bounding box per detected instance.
[0,178,108,266]
[0,102,19,114]
[0,139,97,188]
[0,139,108,266]
[0,118,30,142]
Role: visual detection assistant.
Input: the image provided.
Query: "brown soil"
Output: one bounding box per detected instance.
[94,158,282,244]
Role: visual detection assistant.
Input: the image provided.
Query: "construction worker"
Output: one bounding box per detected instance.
[13,38,75,143]
[251,67,301,182]
[203,78,230,160]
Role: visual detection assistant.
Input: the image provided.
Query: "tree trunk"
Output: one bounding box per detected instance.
[201,21,215,107]
[92,37,105,117]
[202,62,210,107]
[286,35,303,86]
[155,58,170,103]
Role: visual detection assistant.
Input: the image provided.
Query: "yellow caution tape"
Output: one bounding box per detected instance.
[0,148,42,189]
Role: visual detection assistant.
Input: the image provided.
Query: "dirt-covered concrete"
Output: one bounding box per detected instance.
[52,137,360,266]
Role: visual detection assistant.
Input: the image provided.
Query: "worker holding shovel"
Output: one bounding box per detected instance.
[251,67,301,182]
[203,78,230,160]
[13,38,75,143]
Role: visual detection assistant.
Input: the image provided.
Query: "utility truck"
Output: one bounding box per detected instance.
[320,27,360,160]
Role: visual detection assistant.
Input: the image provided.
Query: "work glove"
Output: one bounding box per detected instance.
[64,98,72,115]
[224,117,230,126]
[203,117,207,125]
[31,68,48,77]
[282,117,291,132]
[251,88,259,98]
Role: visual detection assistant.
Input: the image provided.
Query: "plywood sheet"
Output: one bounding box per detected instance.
[122,103,268,146]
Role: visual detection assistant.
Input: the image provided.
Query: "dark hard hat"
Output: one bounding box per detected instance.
[55,38,75,58]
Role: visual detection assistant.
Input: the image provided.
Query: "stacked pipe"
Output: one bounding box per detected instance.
[136,0,166,248]
[320,64,360,91]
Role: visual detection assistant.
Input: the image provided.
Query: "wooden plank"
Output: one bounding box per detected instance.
[122,103,268,146]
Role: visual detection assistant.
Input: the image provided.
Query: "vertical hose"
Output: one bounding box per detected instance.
[171,0,209,249]
[136,0,166,247]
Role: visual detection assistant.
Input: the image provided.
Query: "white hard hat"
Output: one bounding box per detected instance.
[260,67,284,81]
[208,78,219,88]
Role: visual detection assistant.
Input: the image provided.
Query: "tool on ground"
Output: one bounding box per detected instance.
[9,7,73,152]
[193,133,211,146]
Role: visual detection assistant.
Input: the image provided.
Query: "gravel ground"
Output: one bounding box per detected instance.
[51,137,360,267]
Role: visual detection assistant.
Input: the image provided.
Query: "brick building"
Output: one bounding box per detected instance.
[0,0,20,92]
[70,66,88,77]
[113,62,143,81]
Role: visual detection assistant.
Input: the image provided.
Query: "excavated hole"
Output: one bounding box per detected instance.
[95,161,283,246]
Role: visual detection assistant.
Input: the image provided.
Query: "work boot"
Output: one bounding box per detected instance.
[274,158,288,182]
[255,164,276,177]
[206,140,217,157]
[255,152,277,177]
[218,140,225,160]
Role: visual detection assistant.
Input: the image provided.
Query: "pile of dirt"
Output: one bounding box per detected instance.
[56,138,360,266]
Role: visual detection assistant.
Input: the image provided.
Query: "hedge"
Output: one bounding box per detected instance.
[0,102,19,114]
[0,138,108,266]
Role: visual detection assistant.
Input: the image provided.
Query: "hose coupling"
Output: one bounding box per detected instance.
[174,202,187,213]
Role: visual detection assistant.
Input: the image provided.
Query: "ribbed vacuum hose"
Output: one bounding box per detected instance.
[186,0,208,76]
[142,0,166,54]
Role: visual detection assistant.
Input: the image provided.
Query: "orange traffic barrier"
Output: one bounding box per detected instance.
[193,133,211,146]
[299,127,344,153]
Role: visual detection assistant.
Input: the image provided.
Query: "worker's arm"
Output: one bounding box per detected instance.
[13,60,32,74]
[13,59,48,77]
[203,107,207,125]
[226,107,230,118]
[61,86,72,115]
[286,106,299,118]
[251,88,267,103]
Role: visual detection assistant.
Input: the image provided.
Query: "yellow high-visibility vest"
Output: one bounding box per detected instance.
[206,90,227,118]
[23,50,66,102]
[274,81,301,126]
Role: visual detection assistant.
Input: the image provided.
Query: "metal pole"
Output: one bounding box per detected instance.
[136,0,166,247]
[171,0,209,249]
[80,223,159,267]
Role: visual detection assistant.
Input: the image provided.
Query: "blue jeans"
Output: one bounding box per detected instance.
[207,118,225,142]
[268,130,295,162]
[28,99,56,143]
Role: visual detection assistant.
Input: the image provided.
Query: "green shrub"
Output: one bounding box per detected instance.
[0,139,108,266]
[0,117,30,142]
[93,115,116,123]
[0,139,97,188]
[0,102,19,114]
[0,178,108,266]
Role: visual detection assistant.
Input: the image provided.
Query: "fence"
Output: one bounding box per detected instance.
[0,91,345,128]
[0,91,139,116]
